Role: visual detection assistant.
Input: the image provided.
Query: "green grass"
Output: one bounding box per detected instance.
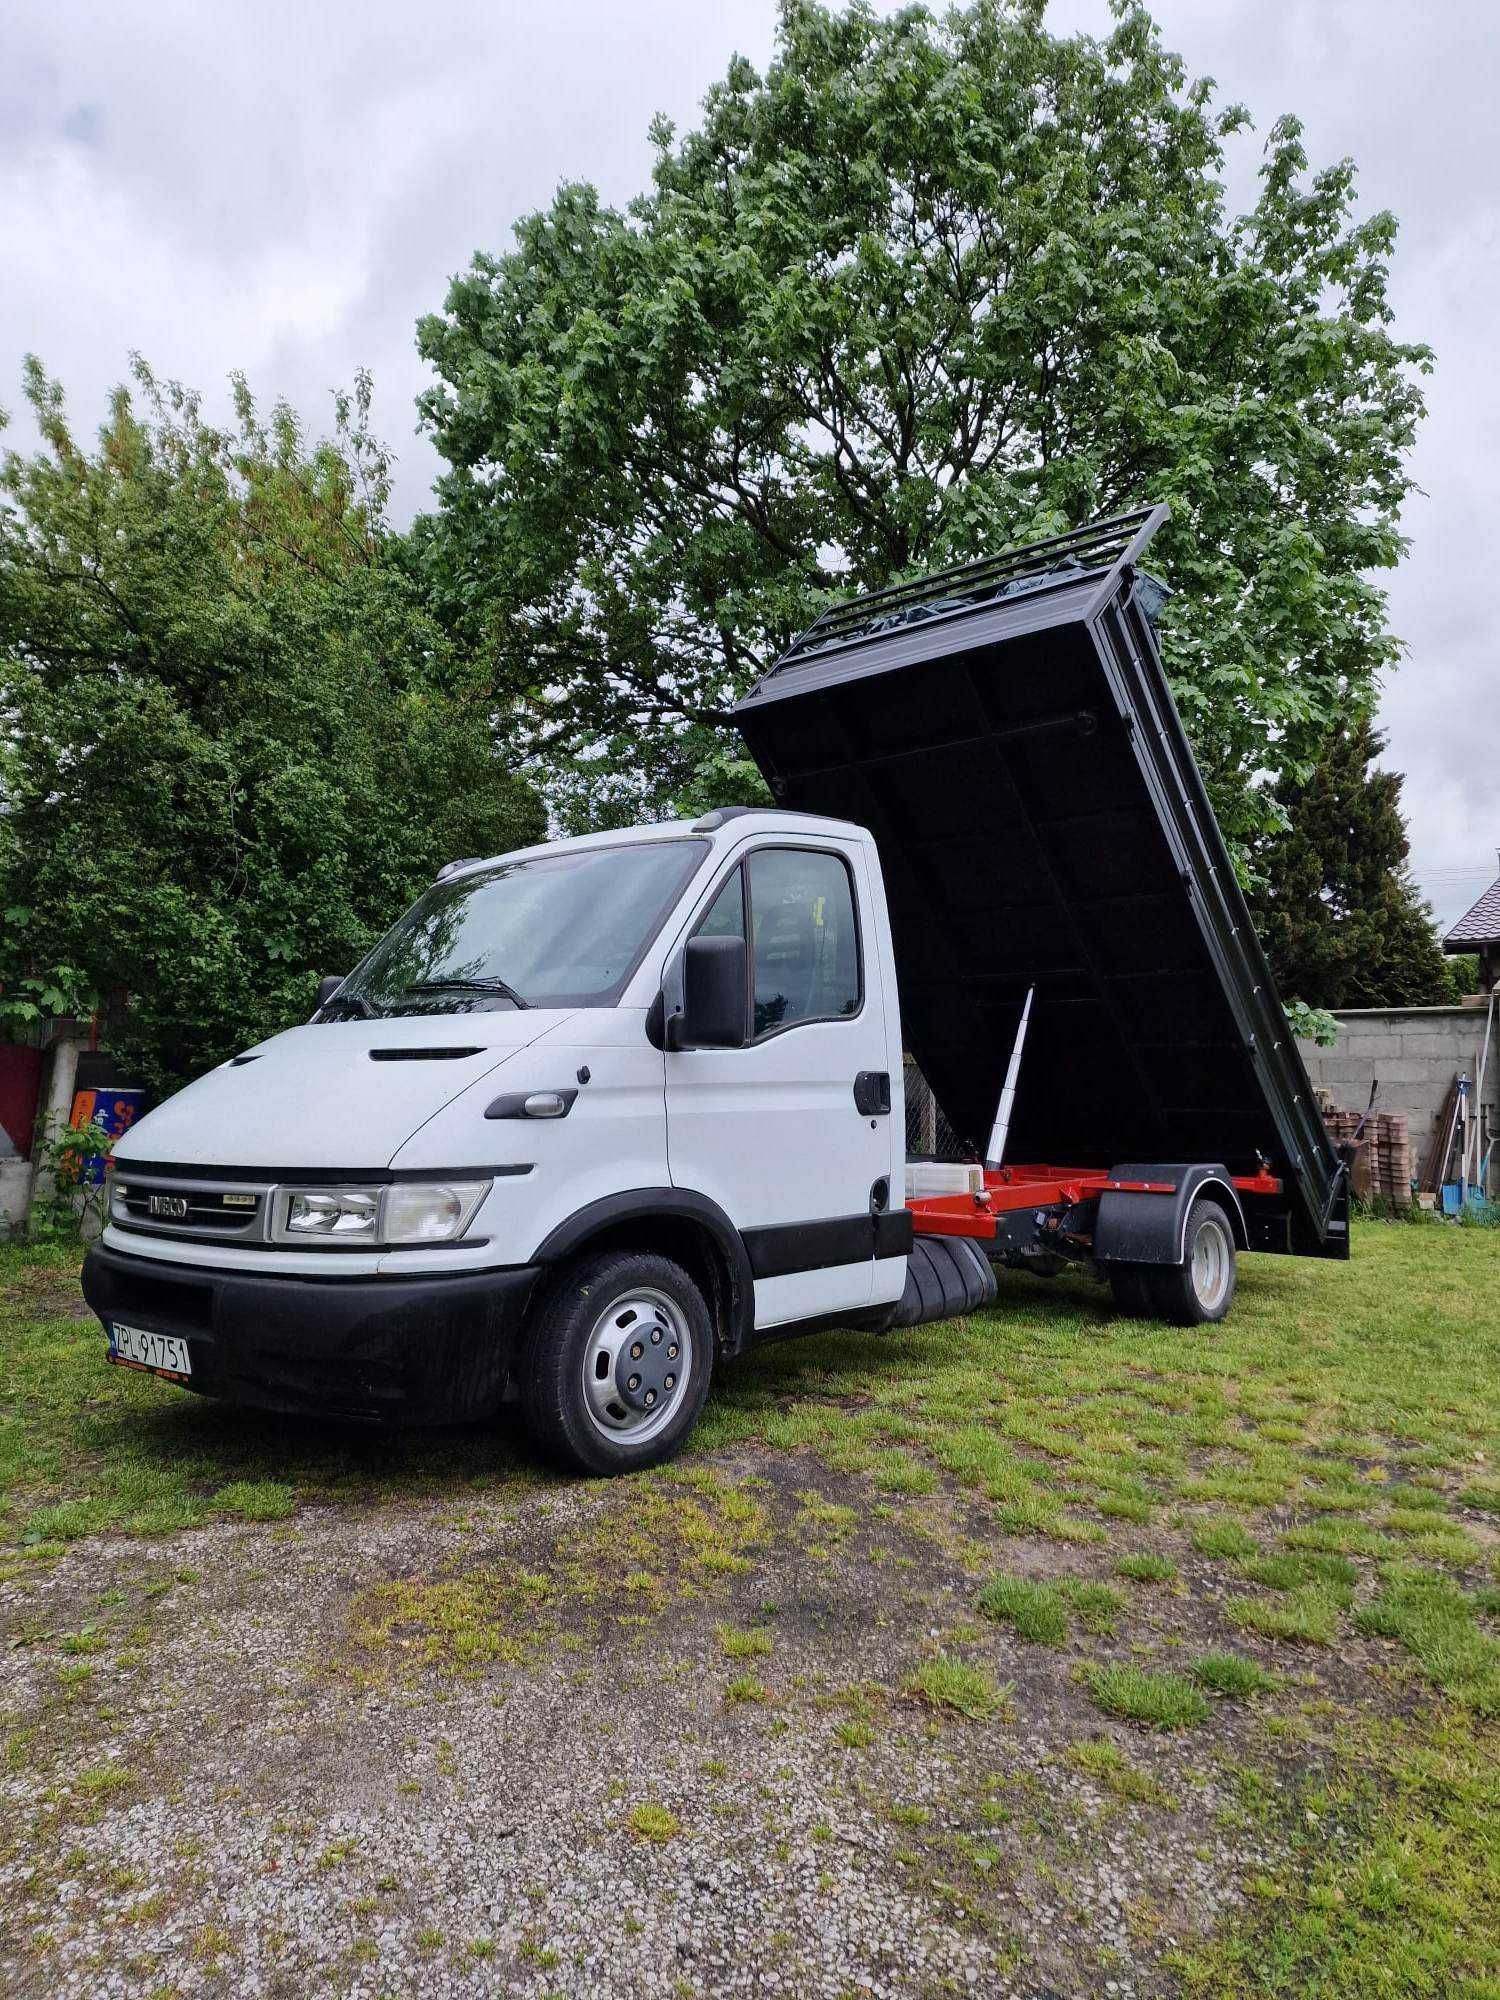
[1191,1652,1277,1700]
[1062,1579,1125,1635]
[212,1479,297,1523]
[1116,1553,1177,1584]
[1237,1551,1357,1592]
[1084,1664,1210,1731]
[724,1674,769,1705]
[1225,1582,1349,1646]
[1189,1516,1260,1561]
[975,1573,1123,1643]
[717,1624,774,1660]
[975,1574,1069,1644]
[1179,1716,1500,1996]
[870,1449,939,1496]
[906,1655,1011,1721]
[1355,1572,1500,1717]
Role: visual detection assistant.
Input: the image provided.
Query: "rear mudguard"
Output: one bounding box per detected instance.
[1092,1164,1247,1269]
[874,1235,998,1330]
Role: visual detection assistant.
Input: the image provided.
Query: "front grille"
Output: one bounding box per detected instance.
[112,1176,271,1243]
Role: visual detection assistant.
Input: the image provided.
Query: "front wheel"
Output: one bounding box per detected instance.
[520,1251,714,1475]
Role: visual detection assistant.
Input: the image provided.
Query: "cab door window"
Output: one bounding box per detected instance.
[747,849,861,1038]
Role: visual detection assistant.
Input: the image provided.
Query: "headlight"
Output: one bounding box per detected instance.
[276,1181,489,1246]
[382,1181,490,1244]
[284,1189,381,1240]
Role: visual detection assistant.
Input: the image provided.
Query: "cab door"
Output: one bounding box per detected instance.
[664,842,897,1327]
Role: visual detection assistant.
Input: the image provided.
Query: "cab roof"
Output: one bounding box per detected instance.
[434,807,867,886]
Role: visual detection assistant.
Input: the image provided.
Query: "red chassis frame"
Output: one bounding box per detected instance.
[908,1164,1283,1242]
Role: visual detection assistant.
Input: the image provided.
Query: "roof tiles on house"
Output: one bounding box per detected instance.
[1444,873,1500,949]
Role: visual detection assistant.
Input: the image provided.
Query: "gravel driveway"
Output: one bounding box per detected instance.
[2,1449,1291,2000]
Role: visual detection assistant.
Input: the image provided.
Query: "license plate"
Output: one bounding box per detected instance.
[108,1322,192,1379]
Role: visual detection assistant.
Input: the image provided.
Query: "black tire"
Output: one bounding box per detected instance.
[1107,1263,1154,1317]
[1142,1198,1238,1326]
[520,1250,714,1476]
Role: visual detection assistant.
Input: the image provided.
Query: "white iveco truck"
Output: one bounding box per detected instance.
[83,511,1347,1473]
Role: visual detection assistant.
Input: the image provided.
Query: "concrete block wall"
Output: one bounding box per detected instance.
[1296,1005,1499,1184]
[0,1159,32,1235]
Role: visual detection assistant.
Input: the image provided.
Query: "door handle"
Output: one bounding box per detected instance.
[853,1071,891,1116]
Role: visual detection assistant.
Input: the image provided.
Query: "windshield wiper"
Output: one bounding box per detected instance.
[403,977,530,1010]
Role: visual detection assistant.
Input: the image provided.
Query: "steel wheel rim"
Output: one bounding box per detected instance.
[1191,1215,1231,1313]
[581,1286,692,1445]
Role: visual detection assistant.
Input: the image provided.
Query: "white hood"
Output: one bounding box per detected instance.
[114,1010,577,1171]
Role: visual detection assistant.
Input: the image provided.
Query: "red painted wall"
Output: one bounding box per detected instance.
[0,1045,44,1159]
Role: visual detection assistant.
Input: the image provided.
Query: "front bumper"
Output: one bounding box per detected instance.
[80,1244,540,1424]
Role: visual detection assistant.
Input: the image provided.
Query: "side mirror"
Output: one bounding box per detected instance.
[315,975,346,1010]
[676,936,749,1049]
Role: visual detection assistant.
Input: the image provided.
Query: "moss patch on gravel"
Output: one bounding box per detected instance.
[335,1467,773,1682]
[1065,1737,1175,1807]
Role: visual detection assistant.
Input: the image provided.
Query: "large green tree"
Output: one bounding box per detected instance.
[0,360,542,1094]
[415,0,1429,840]
[1248,713,1450,1009]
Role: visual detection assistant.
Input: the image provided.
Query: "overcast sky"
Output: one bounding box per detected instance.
[3,1,1496,929]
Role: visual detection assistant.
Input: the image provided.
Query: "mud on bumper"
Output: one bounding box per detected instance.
[81,1244,540,1424]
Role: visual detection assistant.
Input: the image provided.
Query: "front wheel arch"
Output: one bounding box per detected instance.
[530,1187,753,1358]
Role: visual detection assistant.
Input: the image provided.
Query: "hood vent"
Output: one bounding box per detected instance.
[368,1046,484,1063]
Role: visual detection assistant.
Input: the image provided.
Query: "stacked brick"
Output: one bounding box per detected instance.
[1368,1114,1413,1204]
[1322,1107,1412,1205]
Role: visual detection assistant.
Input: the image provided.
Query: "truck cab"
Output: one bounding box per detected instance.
[83,809,913,1472]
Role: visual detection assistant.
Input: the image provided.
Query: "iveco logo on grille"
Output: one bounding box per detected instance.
[148,1194,190,1220]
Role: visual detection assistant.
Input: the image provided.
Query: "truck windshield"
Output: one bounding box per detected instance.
[333,839,709,1016]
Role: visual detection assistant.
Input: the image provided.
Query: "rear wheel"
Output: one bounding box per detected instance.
[521,1250,714,1475]
[1107,1198,1237,1326]
[1106,1264,1153,1317]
